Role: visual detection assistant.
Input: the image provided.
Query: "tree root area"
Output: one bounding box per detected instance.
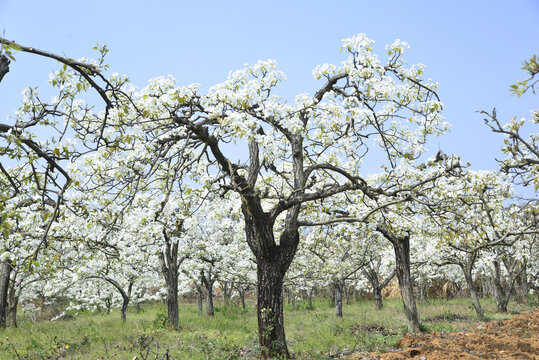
[348,308,539,359]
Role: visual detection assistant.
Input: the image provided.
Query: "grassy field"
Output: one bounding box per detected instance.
[0,297,534,359]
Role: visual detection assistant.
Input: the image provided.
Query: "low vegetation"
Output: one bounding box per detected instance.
[0,297,535,359]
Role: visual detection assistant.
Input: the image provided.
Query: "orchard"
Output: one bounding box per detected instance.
[0,30,537,359]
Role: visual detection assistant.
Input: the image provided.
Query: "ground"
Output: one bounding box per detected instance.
[347,308,539,360]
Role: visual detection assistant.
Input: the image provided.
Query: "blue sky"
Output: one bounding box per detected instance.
[1,0,537,195]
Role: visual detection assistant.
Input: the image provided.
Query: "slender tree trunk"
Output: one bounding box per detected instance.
[330,287,336,307]
[459,256,485,321]
[308,288,314,310]
[201,270,215,316]
[7,277,17,328]
[373,286,383,310]
[515,265,528,304]
[206,282,214,316]
[389,232,421,333]
[159,229,183,329]
[196,285,204,315]
[239,287,246,309]
[465,273,485,321]
[0,259,12,329]
[9,295,17,328]
[335,280,343,318]
[120,300,128,322]
[491,260,508,313]
[363,268,388,310]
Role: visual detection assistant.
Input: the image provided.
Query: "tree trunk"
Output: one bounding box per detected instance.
[9,295,17,328]
[201,270,215,316]
[491,260,508,313]
[159,229,183,330]
[459,255,485,321]
[373,286,383,310]
[363,268,388,310]
[206,282,214,316]
[330,287,336,307]
[465,272,485,321]
[0,259,12,329]
[419,281,428,304]
[240,158,300,358]
[7,277,18,328]
[120,297,128,322]
[515,265,528,304]
[391,233,421,333]
[197,285,204,315]
[308,288,314,310]
[335,280,343,318]
[239,287,246,309]
[166,274,179,328]
[257,258,289,358]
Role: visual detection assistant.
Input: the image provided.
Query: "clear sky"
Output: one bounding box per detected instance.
[1,0,537,196]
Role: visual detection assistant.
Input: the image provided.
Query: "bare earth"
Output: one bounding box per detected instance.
[347,308,539,360]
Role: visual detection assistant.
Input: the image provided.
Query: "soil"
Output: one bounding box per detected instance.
[346,308,539,360]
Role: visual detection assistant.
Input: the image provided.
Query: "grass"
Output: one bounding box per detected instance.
[0,296,535,359]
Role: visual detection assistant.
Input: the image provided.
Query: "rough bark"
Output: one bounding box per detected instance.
[378,228,421,333]
[514,264,528,304]
[0,54,10,83]
[392,236,421,333]
[491,259,508,313]
[257,258,288,358]
[159,231,181,329]
[244,207,299,359]
[8,295,17,328]
[201,270,215,317]
[335,280,343,317]
[165,274,179,328]
[0,259,12,328]
[363,267,395,311]
[236,285,247,310]
[196,284,204,315]
[459,254,485,321]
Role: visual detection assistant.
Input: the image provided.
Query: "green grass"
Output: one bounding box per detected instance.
[0,296,534,359]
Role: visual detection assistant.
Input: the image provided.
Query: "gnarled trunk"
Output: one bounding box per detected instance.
[244,206,298,359]
[160,237,180,329]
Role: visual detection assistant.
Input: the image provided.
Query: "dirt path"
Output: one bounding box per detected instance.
[347,308,539,359]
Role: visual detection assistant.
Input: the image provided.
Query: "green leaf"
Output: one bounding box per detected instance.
[8,42,22,51]
[0,213,7,225]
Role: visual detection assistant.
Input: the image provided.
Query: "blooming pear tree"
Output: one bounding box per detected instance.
[298,153,461,332]
[423,170,537,319]
[299,223,374,317]
[3,34,450,357]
